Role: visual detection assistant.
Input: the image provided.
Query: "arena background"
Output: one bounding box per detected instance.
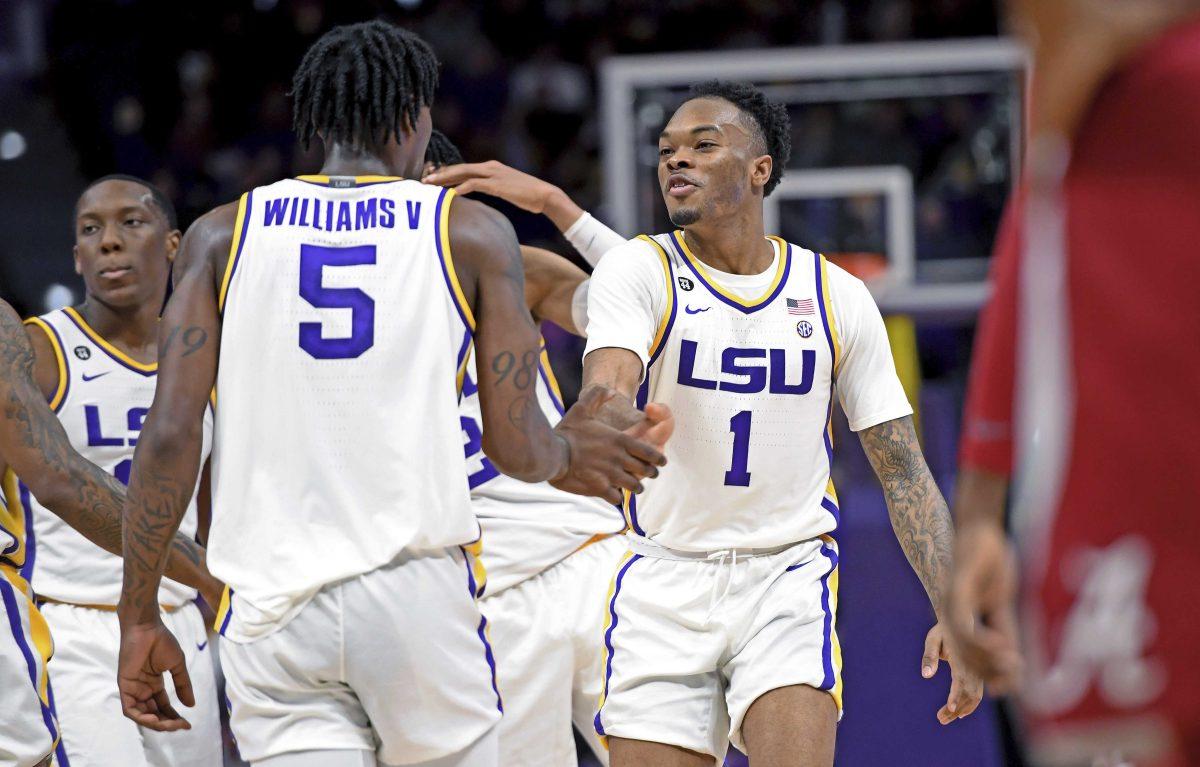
[0,1,1024,765]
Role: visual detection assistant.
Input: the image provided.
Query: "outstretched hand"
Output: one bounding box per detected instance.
[922,622,984,725]
[550,386,672,504]
[117,619,194,732]
[423,160,561,215]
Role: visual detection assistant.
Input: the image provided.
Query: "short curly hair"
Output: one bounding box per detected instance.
[687,80,791,197]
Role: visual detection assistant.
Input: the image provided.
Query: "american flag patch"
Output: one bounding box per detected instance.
[786,298,815,316]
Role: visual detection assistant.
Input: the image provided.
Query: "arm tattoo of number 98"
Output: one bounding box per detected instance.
[491,349,539,390]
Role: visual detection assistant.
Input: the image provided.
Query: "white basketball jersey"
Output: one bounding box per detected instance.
[211,176,480,633]
[10,308,212,607]
[460,346,624,595]
[625,233,842,551]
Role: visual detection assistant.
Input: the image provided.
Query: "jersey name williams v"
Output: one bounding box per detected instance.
[211,176,480,637]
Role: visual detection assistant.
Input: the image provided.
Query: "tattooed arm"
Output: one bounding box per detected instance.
[859,415,953,611]
[116,201,236,732]
[0,299,129,552]
[860,415,982,723]
[448,197,667,501]
[0,302,217,599]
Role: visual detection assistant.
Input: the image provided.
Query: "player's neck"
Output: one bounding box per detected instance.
[319,143,406,179]
[680,209,773,275]
[77,297,160,363]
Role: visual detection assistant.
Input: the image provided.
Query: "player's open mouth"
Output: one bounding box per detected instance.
[667,174,700,197]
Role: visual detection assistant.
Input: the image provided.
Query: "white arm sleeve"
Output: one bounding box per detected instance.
[562,211,629,268]
[582,239,667,378]
[827,264,914,432]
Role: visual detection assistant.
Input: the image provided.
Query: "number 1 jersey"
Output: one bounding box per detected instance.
[211,176,478,636]
[583,232,912,552]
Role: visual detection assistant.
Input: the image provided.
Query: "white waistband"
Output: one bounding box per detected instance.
[624,534,799,562]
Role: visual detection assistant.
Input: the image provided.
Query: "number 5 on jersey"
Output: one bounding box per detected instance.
[298,244,377,359]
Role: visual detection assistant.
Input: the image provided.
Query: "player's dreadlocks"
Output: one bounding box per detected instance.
[689,80,792,197]
[424,129,464,169]
[292,20,439,150]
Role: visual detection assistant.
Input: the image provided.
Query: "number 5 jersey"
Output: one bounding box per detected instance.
[212,177,481,639]
[583,231,913,552]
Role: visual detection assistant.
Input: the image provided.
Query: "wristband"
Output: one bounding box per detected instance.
[562,212,627,268]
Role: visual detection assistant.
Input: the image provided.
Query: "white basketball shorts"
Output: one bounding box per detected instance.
[41,600,221,767]
[594,535,843,758]
[480,534,626,767]
[218,547,503,765]
[0,570,55,767]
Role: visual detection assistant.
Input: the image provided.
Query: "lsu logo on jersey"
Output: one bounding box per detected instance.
[676,338,815,395]
[85,404,148,484]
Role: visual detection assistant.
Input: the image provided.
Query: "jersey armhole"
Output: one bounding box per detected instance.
[815,254,843,377]
[635,235,677,370]
[23,317,68,412]
[435,188,477,334]
[218,191,252,314]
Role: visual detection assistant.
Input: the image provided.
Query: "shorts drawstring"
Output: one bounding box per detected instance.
[704,549,738,625]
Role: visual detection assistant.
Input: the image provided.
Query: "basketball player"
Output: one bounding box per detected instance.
[17,175,221,766]
[425,137,628,766]
[115,21,669,767]
[0,299,218,767]
[581,81,983,767]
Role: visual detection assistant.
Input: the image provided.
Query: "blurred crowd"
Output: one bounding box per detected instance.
[40,0,999,232]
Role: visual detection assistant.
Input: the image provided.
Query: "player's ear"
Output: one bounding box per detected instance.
[165,229,182,264]
[751,154,773,192]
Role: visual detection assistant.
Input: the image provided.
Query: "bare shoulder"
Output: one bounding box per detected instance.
[178,200,243,290]
[447,195,522,312]
[447,195,519,267]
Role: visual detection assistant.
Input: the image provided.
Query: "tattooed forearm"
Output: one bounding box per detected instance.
[0,303,216,599]
[859,415,954,615]
[120,424,207,623]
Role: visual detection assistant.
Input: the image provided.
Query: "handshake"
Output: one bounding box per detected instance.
[549,385,674,505]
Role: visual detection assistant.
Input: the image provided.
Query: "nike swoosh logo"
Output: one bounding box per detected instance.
[684,305,710,314]
[197,640,208,652]
[81,372,109,382]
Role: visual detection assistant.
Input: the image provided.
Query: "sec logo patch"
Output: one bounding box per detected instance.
[796,321,813,338]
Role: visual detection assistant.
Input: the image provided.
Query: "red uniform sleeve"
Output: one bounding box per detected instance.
[958,196,1020,477]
